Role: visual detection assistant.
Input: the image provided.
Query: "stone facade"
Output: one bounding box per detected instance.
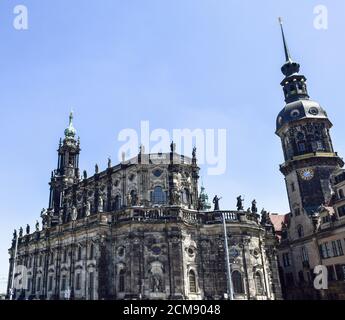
[7,116,282,300]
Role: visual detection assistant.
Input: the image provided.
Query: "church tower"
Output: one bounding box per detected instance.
[48,112,81,219]
[275,19,344,238]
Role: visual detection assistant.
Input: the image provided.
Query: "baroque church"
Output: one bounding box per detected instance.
[7,112,282,300]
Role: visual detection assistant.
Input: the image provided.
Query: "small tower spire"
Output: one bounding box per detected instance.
[278,18,300,77]
[278,17,292,63]
[64,110,77,139]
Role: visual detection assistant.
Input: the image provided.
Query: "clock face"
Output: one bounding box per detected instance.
[300,168,314,181]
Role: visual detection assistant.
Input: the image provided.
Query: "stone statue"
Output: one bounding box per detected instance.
[40,208,46,217]
[251,200,258,214]
[13,229,17,240]
[261,209,268,226]
[35,220,40,232]
[19,227,23,238]
[127,193,132,207]
[71,206,78,221]
[83,170,87,180]
[85,201,91,217]
[98,196,104,213]
[192,147,197,158]
[26,224,30,235]
[236,196,244,211]
[59,210,63,224]
[95,164,99,174]
[213,195,221,211]
[107,157,111,169]
[151,274,161,292]
[170,141,176,153]
[172,189,181,205]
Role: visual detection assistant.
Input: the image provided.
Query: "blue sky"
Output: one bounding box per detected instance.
[1,0,345,292]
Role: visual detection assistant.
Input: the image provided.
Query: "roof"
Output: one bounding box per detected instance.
[276,99,330,133]
[269,213,289,240]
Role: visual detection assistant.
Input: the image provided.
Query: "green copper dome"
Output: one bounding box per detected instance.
[64,111,76,138]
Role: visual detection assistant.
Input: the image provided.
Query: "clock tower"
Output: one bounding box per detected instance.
[276,19,344,238]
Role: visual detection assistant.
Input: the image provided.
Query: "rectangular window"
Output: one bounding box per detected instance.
[332,241,339,257]
[338,205,345,218]
[61,275,67,291]
[89,272,94,300]
[301,247,309,262]
[294,208,300,216]
[327,265,336,281]
[27,278,32,293]
[37,277,41,292]
[320,242,331,259]
[76,273,81,290]
[48,275,53,292]
[282,253,291,267]
[335,264,345,281]
[322,216,330,224]
[337,240,344,256]
[291,183,295,192]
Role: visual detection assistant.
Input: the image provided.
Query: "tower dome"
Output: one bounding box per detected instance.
[64,111,76,139]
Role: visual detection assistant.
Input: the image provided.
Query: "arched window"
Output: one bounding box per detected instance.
[182,189,190,204]
[232,271,244,294]
[130,190,137,206]
[189,270,197,293]
[297,225,304,238]
[152,186,166,204]
[77,246,82,261]
[255,272,264,295]
[113,195,121,211]
[119,269,125,292]
[89,244,94,260]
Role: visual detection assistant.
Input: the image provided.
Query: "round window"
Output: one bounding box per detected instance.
[309,107,319,116]
[152,246,161,255]
[290,109,300,118]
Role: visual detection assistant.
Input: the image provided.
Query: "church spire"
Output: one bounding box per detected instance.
[278,18,309,103]
[278,18,301,78]
[278,17,292,63]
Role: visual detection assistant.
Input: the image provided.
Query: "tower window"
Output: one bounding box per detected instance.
[298,142,306,153]
[189,270,197,293]
[297,225,304,238]
[291,183,295,192]
[294,208,301,216]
